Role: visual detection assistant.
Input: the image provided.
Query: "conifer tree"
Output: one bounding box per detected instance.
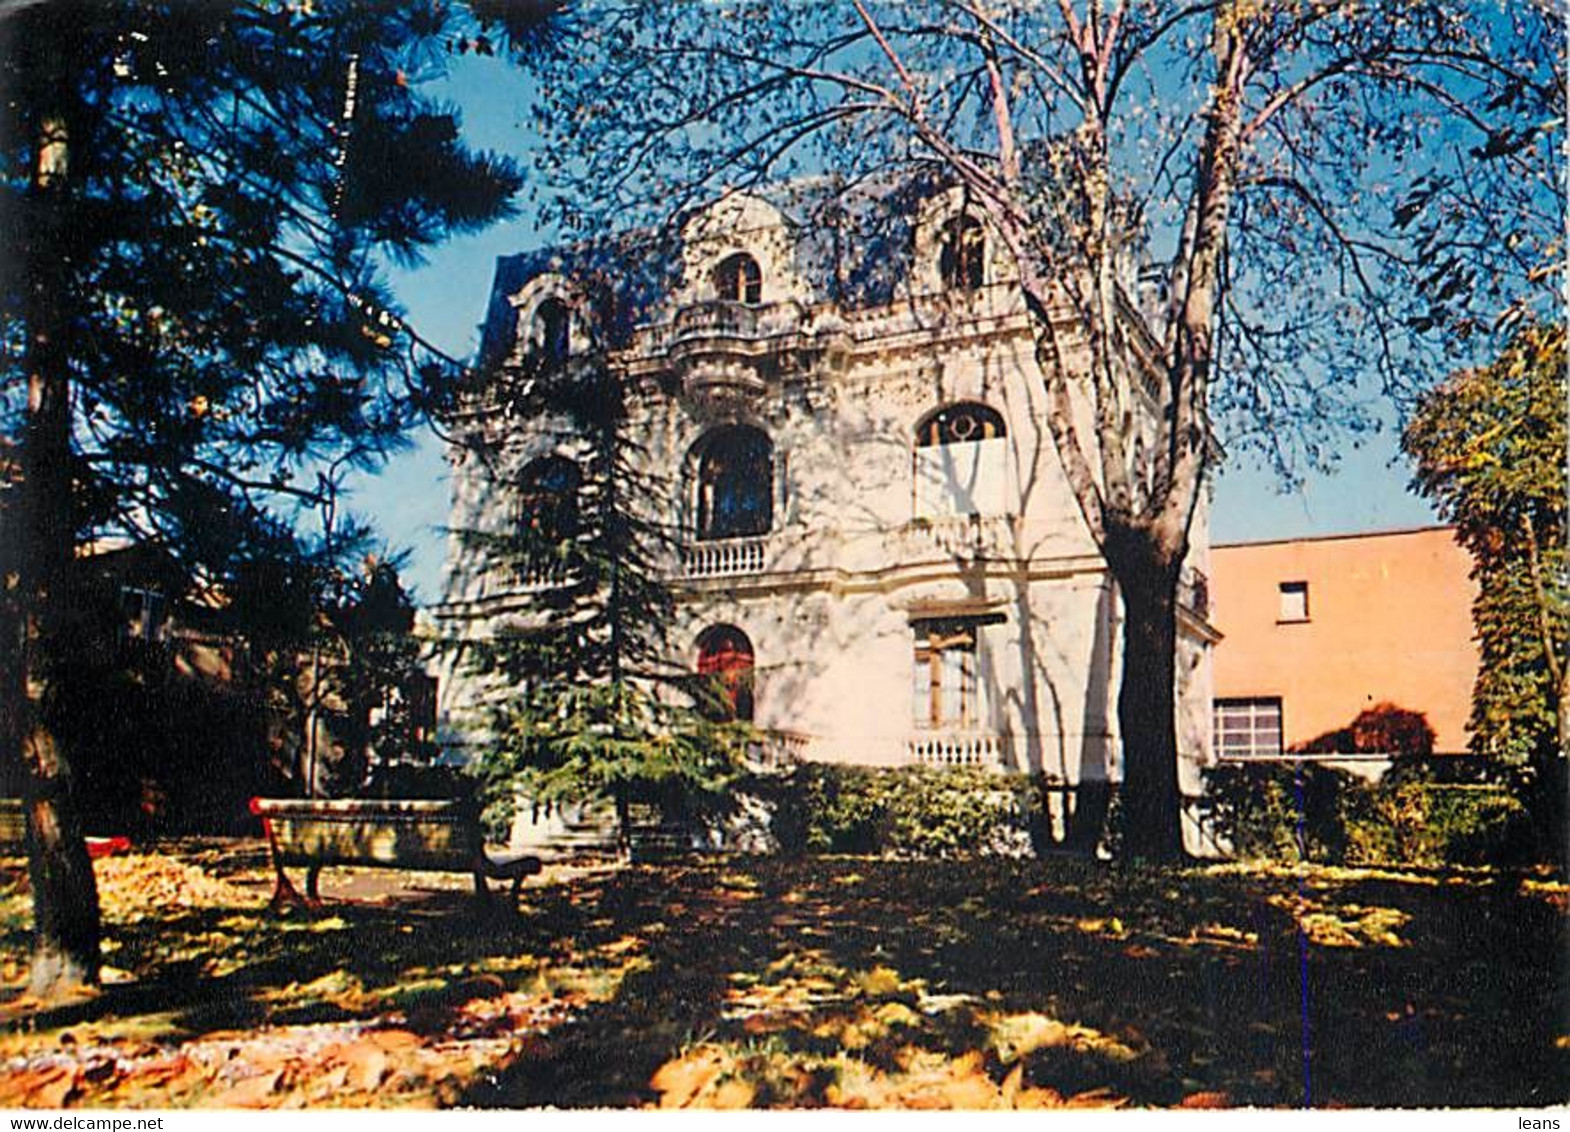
[451,277,751,854]
[0,1,528,998]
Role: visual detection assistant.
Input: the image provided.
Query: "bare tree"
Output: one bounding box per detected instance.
[517,0,1562,860]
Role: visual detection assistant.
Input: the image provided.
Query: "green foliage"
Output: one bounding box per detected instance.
[454,324,749,841]
[1341,780,1532,869]
[1,2,527,586]
[1200,761,1534,868]
[769,764,1042,859]
[1403,324,1568,768]
[472,681,751,843]
[1199,763,1350,863]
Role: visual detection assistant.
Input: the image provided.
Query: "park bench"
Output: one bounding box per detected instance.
[249,797,542,911]
[0,798,23,854]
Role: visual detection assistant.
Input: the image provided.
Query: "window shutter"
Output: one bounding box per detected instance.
[914,439,1008,518]
[974,436,1008,516]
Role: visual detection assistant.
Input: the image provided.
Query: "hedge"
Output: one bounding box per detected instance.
[760,763,1048,859]
[1197,760,1535,867]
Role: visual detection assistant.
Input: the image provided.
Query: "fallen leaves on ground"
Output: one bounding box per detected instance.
[1267,894,1412,948]
[0,985,586,1109]
[0,845,1561,1110]
[94,853,255,922]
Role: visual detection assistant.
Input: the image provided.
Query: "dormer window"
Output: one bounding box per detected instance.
[713,252,763,305]
[939,215,986,291]
[532,298,571,367]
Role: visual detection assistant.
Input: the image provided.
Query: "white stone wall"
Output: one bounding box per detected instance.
[435,191,1216,824]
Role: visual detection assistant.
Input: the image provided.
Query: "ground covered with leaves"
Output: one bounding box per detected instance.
[0,843,1563,1109]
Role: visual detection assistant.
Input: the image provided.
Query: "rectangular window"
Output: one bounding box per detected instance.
[1213,697,1284,758]
[912,618,990,729]
[119,586,166,643]
[404,674,438,744]
[1278,580,1309,622]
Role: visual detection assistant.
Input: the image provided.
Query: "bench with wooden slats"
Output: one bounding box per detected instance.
[0,797,24,854]
[249,797,541,911]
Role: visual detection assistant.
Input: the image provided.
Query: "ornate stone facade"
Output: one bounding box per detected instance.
[435,185,1218,850]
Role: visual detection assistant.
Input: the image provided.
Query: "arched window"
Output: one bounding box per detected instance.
[713,252,763,305]
[515,454,581,541]
[939,215,986,291]
[532,298,571,367]
[694,425,773,540]
[696,624,755,721]
[914,402,1009,518]
[916,402,1005,448]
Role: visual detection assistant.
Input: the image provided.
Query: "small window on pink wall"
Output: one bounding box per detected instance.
[1278,581,1309,622]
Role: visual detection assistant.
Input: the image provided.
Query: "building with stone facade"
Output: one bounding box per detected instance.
[433,184,1218,850]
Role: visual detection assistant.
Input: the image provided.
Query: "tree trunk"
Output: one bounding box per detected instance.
[1112,555,1187,863]
[19,93,102,998]
[22,731,101,998]
[1530,691,1567,870]
[613,788,632,860]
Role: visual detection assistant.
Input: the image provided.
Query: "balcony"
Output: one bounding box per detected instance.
[907,731,1010,768]
[671,299,758,343]
[746,730,810,773]
[474,554,572,601]
[887,514,1017,564]
[681,535,768,579]
[652,299,846,408]
[667,299,803,348]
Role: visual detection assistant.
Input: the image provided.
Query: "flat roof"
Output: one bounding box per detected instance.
[1212,524,1456,550]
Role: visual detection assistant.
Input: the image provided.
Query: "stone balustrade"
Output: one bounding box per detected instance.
[682,536,768,578]
[747,730,811,773]
[665,299,805,346]
[906,731,1009,768]
[476,555,571,599]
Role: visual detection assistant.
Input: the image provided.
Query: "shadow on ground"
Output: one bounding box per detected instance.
[0,848,1563,1108]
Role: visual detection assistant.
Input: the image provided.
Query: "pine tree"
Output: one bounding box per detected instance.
[451,276,751,854]
[0,1,526,998]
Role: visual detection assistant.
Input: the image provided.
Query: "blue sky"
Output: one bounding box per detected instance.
[353,54,1440,605]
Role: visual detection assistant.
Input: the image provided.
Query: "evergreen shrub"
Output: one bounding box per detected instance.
[1199,760,1534,866]
[765,764,1045,858]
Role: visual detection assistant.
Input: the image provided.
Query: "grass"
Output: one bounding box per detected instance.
[0,843,1563,1109]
